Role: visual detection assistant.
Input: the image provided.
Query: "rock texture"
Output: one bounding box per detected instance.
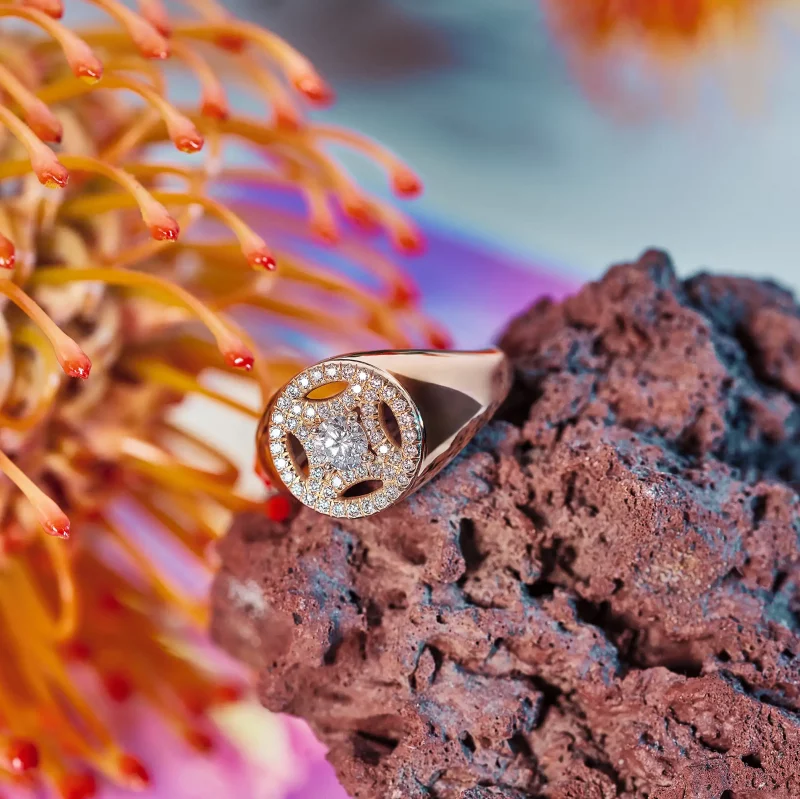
[212,251,800,799]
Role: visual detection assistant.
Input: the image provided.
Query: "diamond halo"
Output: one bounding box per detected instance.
[263,358,424,517]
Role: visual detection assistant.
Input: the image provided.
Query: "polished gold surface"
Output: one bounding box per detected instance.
[256,348,512,517]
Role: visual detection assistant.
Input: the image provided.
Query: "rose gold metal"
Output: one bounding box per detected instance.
[256,348,512,517]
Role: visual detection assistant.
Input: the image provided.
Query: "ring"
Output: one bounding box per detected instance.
[256,349,512,518]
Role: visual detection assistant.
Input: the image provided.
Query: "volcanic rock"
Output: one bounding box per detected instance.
[212,251,800,799]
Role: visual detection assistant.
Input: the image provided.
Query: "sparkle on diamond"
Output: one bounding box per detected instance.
[310,415,369,471]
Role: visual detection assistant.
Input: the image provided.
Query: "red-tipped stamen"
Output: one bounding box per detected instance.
[265,493,292,522]
[245,246,276,271]
[0,235,15,269]
[293,73,334,106]
[7,739,40,773]
[138,0,171,36]
[103,672,134,703]
[148,215,180,242]
[118,755,150,789]
[391,166,423,198]
[185,729,214,753]
[224,351,254,372]
[59,772,97,799]
[86,0,169,58]
[0,7,103,82]
[22,0,64,18]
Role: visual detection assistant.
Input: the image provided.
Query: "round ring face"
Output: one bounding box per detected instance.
[264,359,424,517]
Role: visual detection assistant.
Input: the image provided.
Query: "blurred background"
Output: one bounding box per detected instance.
[227,0,800,293]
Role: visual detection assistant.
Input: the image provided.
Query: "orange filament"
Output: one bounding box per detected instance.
[58,155,180,241]
[31,267,254,371]
[63,187,275,268]
[315,126,424,197]
[0,62,63,143]
[0,448,70,537]
[0,280,91,378]
[174,21,334,105]
[0,105,68,187]
[85,0,169,59]
[168,39,229,120]
[0,7,102,82]
[86,74,204,153]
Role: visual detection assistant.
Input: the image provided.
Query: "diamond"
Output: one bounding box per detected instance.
[270,442,282,454]
[299,376,310,389]
[357,370,368,382]
[364,390,377,401]
[318,500,330,512]
[272,412,285,424]
[310,416,368,472]
[397,474,410,486]
[275,458,287,471]
[361,500,374,514]
[291,403,302,415]
[323,487,335,498]
[281,470,294,484]
[391,400,407,413]
[405,429,418,441]
[370,377,382,387]
[287,418,298,430]
[378,444,390,455]
[305,406,316,418]
[347,504,360,517]
[277,397,289,409]
[287,385,299,396]
[351,384,362,395]
[269,427,281,439]
[383,387,396,399]
[333,502,345,516]
[291,484,304,498]
[403,460,415,471]
[332,475,343,488]
[376,494,388,509]
[325,365,338,377]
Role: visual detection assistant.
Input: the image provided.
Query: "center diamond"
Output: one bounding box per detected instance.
[310,415,368,471]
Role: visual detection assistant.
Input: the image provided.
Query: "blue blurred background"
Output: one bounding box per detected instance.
[228,0,800,293]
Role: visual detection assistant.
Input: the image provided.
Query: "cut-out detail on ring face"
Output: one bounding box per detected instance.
[265,358,424,517]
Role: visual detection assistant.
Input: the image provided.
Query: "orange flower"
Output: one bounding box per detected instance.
[0,0,432,794]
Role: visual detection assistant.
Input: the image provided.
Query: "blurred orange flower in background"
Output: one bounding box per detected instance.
[0,0,437,796]
[540,0,792,110]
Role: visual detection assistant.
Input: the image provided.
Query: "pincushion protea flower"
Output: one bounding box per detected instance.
[0,0,436,795]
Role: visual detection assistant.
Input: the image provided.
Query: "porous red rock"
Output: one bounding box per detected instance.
[211,251,800,799]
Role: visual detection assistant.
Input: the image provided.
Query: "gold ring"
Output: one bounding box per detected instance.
[256,349,512,517]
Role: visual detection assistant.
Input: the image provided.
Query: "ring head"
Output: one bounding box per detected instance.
[263,358,424,517]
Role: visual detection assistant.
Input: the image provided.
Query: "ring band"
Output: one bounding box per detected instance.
[256,349,512,518]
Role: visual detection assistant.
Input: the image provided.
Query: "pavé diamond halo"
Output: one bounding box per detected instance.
[257,349,512,518]
[261,358,423,517]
